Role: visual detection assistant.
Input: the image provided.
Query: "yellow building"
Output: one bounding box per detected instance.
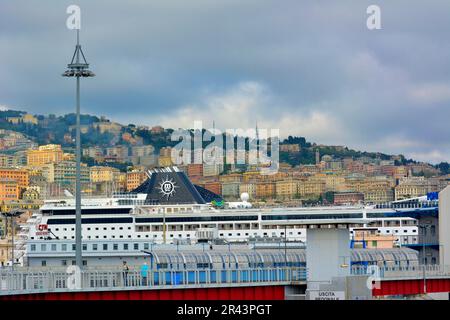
[256,182,276,199]
[395,177,428,200]
[0,238,11,266]
[275,179,298,199]
[239,183,257,199]
[22,114,38,125]
[323,174,346,192]
[364,187,394,203]
[90,166,120,183]
[298,178,325,198]
[27,144,63,166]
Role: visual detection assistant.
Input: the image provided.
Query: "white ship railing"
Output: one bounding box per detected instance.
[351,265,450,279]
[0,267,306,296]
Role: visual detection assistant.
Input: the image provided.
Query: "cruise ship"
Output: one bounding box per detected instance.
[12,166,437,266]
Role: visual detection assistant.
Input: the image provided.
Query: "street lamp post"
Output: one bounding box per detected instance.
[419,224,431,294]
[1,211,23,271]
[62,29,95,268]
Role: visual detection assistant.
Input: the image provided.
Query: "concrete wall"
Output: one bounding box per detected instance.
[439,186,450,266]
[306,228,350,282]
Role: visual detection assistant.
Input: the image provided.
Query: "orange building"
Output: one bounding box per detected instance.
[126,171,148,191]
[187,164,203,177]
[204,182,222,195]
[352,229,396,249]
[0,168,29,188]
[0,179,20,202]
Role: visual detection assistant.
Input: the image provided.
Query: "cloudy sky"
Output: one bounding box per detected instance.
[1,1,450,163]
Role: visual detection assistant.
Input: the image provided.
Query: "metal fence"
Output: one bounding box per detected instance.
[0,267,307,296]
[351,265,450,279]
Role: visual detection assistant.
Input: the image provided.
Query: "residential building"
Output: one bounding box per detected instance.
[395,177,428,200]
[275,179,298,199]
[239,183,257,199]
[27,144,63,166]
[0,168,29,188]
[42,161,90,186]
[256,182,276,199]
[126,171,147,192]
[334,192,364,205]
[0,179,20,201]
[90,166,120,183]
[221,182,240,199]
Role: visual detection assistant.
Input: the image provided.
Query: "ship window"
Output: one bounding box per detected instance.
[93,244,98,251]
[62,260,67,266]
[119,227,123,230]
[119,235,123,238]
[55,228,59,231]
[30,244,36,251]
[111,227,115,230]
[83,260,87,266]
[95,228,99,230]
[103,244,108,250]
[133,243,139,250]
[41,244,46,251]
[62,244,67,251]
[51,244,57,251]
[103,236,107,239]
[87,228,91,231]
[41,260,46,267]
[113,244,118,250]
[128,227,131,230]
[103,227,107,230]
[72,244,76,251]
[128,235,132,238]
[82,244,87,251]
[124,244,128,250]
[144,243,149,250]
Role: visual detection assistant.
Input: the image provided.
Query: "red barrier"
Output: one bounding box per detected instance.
[373,279,450,296]
[0,285,285,300]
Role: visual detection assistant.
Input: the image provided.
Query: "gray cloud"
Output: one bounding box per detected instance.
[1,0,450,163]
